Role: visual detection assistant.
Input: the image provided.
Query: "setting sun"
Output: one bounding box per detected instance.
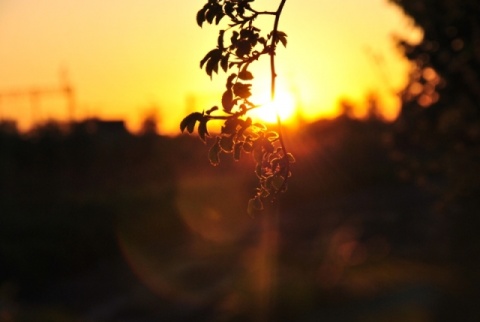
[251,79,298,123]
[249,90,297,124]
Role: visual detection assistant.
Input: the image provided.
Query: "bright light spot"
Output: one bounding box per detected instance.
[250,90,297,124]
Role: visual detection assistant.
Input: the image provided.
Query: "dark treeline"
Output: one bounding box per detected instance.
[0,120,176,286]
[0,112,475,321]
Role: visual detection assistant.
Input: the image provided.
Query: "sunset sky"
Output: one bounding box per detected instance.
[0,0,420,134]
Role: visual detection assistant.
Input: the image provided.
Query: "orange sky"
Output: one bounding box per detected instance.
[0,0,420,134]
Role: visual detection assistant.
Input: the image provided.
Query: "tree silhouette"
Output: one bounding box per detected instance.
[390,0,480,195]
[180,0,293,215]
[390,1,480,318]
[391,0,480,120]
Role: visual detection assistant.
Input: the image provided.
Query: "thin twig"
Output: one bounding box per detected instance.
[270,0,290,189]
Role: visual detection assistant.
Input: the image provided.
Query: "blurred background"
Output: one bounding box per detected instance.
[1,0,480,321]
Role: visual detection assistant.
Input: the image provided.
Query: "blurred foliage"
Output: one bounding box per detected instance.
[390,0,480,174]
[0,120,181,293]
[388,1,480,319]
[390,0,480,252]
[0,114,456,321]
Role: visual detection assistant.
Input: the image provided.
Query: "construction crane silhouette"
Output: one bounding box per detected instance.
[0,68,75,126]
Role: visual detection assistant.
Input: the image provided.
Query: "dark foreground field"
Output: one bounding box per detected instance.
[1,116,479,321]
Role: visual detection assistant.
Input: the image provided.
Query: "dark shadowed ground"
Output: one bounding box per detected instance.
[0,116,478,321]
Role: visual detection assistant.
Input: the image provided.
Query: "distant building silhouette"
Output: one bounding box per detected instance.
[0,120,18,135]
[72,118,129,139]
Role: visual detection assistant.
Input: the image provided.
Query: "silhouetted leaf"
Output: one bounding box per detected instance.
[205,49,223,77]
[236,40,251,57]
[222,89,234,113]
[237,117,252,137]
[205,6,217,24]
[247,196,263,217]
[180,112,203,133]
[221,54,230,73]
[226,73,236,88]
[222,117,242,135]
[220,135,234,152]
[237,4,246,18]
[274,31,288,47]
[206,55,219,77]
[252,123,267,131]
[206,106,219,115]
[230,30,239,45]
[265,131,279,141]
[200,49,217,68]
[196,7,207,27]
[217,30,225,49]
[198,118,209,142]
[271,175,285,191]
[224,2,235,19]
[253,146,264,163]
[200,48,223,77]
[262,139,274,153]
[279,35,287,48]
[234,142,243,160]
[240,29,251,39]
[259,187,270,198]
[208,138,221,166]
[286,152,296,163]
[243,141,253,153]
[233,82,251,98]
[214,11,225,25]
[270,158,280,171]
[238,69,254,80]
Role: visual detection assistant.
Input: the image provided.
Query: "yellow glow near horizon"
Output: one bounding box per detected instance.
[249,90,297,125]
[0,0,421,134]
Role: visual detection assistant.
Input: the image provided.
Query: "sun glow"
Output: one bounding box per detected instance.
[250,90,297,124]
